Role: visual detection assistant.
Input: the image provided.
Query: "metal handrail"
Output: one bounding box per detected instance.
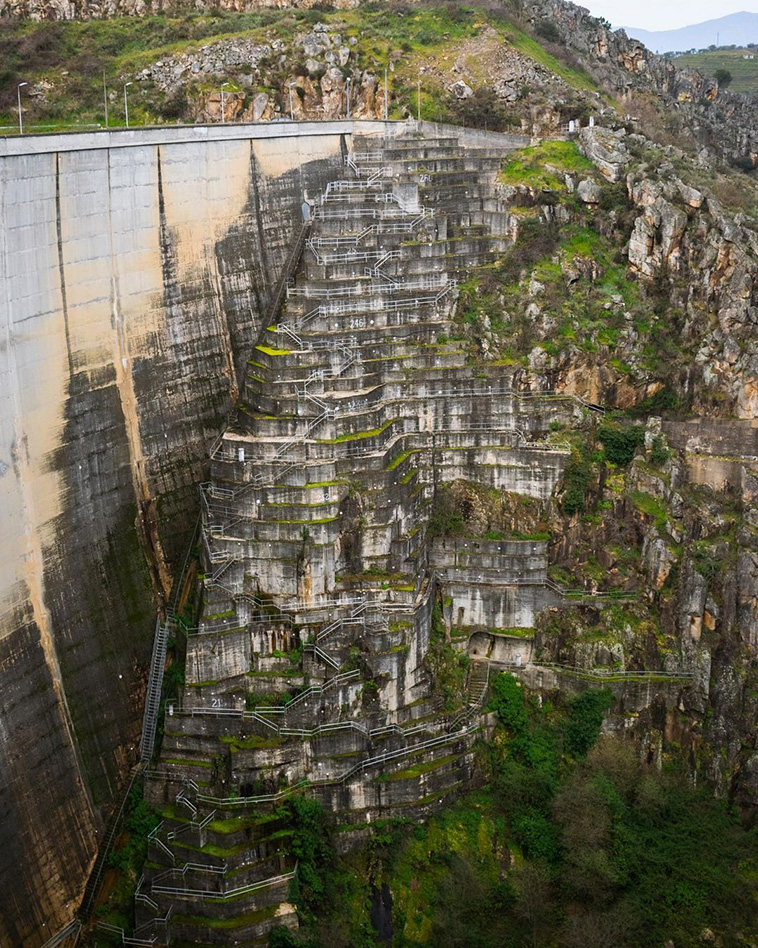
[150,866,296,901]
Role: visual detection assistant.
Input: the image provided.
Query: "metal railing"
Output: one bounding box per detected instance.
[529,662,694,681]
[312,204,433,222]
[40,919,82,948]
[78,764,143,921]
[149,866,297,901]
[449,662,490,731]
[140,617,170,762]
[180,725,478,808]
[264,220,312,328]
[288,273,447,300]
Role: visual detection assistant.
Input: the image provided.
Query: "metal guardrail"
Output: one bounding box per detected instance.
[530,662,695,681]
[264,220,311,329]
[78,764,142,921]
[150,866,296,901]
[288,273,447,300]
[449,661,491,732]
[140,618,170,762]
[180,725,478,808]
[40,919,82,948]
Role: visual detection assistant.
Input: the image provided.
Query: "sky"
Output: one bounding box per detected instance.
[580,0,758,32]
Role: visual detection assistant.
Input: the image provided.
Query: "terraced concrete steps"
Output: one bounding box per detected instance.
[141,126,581,941]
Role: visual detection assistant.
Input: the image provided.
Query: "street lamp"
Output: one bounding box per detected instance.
[346,77,351,120]
[384,66,389,121]
[17,82,28,135]
[288,81,296,121]
[124,82,132,128]
[221,82,230,124]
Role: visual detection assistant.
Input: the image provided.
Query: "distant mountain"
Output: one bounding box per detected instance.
[622,12,758,54]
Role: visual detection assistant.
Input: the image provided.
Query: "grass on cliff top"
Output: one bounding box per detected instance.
[672,47,758,94]
[499,140,595,188]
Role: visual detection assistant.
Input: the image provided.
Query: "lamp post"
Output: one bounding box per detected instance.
[384,66,389,121]
[221,82,229,124]
[288,81,296,121]
[124,82,132,128]
[417,79,421,123]
[345,77,351,120]
[17,82,28,135]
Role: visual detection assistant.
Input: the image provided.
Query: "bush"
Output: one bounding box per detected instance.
[597,422,644,466]
[491,672,529,736]
[282,796,336,913]
[535,20,561,43]
[448,86,516,132]
[714,68,733,88]
[268,927,298,948]
[562,688,613,758]
[649,435,669,467]
[561,444,593,516]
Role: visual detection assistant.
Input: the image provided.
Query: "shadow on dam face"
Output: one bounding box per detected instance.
[0,119,401,944]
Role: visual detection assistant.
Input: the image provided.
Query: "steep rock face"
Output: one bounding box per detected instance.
[0,125,344,943]
[523,0,758,168]
[0,0,357,19]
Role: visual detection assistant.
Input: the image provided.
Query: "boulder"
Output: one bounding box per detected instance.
[577,178,602,204]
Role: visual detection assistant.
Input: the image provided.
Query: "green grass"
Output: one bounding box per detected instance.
[496,20,602,95]
[255,344,290,357]
[173,902,279,929]
[629,490,668,531]
[0,2,609,131]
[673,48,758,94]
[378,753,459,782]
[500,140,595,188]
[320,417,398,444]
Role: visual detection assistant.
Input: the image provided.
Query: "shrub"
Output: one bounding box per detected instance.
[714,68,733,88]
[562,688,613,758]
[628,387,681,417]
[597,423,644,466]
[649,435,669,467]
[535,20,561,43]
[561,444,593,516]
[282,796,335,912]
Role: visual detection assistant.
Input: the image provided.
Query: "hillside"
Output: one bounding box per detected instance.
[5,0,758,174]
[623,11,758,54]
[673,46,758,94]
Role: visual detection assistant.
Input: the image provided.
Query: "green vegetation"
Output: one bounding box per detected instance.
[94,783,160,930]
[256,344,291,357]
[278,796,337,916]
[561,440,594,516]
[673,48,758,94]
[426,601,467,713]
[0,0,606,131]
[283,676,758,946]
[630,490,668,532]
[429,480,549,540]
[597,421,645,466]
[499,140,594,188]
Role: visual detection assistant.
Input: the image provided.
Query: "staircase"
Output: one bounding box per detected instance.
[139,124,584,941]
[140,617,170,763]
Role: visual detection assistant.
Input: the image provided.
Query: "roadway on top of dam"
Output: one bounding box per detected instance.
[0,118,529,157]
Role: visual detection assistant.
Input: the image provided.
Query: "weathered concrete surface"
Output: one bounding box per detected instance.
[0,120,390,944]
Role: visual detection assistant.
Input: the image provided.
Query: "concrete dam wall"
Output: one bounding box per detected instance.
[0,120,378,944]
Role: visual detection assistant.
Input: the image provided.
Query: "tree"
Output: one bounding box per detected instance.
[714,68,733,87]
